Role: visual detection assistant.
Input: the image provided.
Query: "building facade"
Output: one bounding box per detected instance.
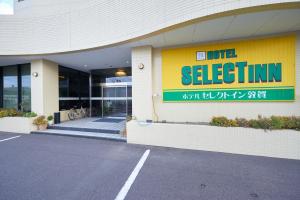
[0,0,300,157]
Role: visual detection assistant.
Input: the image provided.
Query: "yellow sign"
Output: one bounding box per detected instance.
[162,35,295,102]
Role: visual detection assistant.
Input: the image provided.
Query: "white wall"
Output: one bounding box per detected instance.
[31,59,59,116]
[1,1,299,54]
[127,121,300,160]
[0,117,36,134]
[150,33,300,122]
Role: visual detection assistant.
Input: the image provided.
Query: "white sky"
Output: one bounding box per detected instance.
[0,0,13,15]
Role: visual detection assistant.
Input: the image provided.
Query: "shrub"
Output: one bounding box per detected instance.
[270,116,300,130]
[235,118,249,127]
[285,116,300,130]
[210,115,300,131]
[210,116,228,126]
[33,116,48,126]
[0,108,20,118]
[210,116,237,127]
[239,115,272,130]
[23,112,38,118]
[270,116,285,129]
[0,110,8,118]
[253,115,272,130]
[47,115,53,121]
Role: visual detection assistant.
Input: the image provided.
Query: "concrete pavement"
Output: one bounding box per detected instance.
[0,132,299,200]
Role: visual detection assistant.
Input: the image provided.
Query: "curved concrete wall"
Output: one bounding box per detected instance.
[0,0,299,55]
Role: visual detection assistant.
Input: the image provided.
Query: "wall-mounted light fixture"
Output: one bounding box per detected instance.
[138,63,144,70]
[32,72,38,77]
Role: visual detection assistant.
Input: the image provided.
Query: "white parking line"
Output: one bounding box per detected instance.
[0,136,21,143]
[114,149,150,200]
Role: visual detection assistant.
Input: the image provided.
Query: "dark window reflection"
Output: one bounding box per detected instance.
[80,74,89,97]
[127,86,132,97]
[69,69,79,97]
[59,100,91,111]
[127,100,132,115]
[91,100,102,117]
[59,66,90,110]
[59,68,69,97]
[21,64,31,112]
[3,66,18,109]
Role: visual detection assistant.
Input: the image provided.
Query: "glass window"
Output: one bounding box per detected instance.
[21,64,31,112]
[59,66,90,111]
[92,74,101,97]
[127,86,132,97]
[103,100,127,117]
[91,100,102,117]
[103,87,126,97]
[69,70,79,97]
[127,100,132,116]
[80,73,89,98]
[0,68,3,107]
[59,100,81,110]
[3,66,18,109]
[91,67,132,84]
[59,68,69,97]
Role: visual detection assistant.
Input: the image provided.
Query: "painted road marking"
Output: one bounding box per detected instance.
[0,136,21,143]
[114,149,150,200]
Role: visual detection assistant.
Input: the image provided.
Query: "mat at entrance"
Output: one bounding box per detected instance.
[93,118,125,123]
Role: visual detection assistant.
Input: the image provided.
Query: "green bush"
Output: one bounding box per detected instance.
[270,116,300,130]
[210,116,237,127]
[210,115,300,131]
[285,116,300,130]
[235,118,249,127]
[270,116,285,129]
[47,115,53,121]
[248,115,272,130]
[0,108,20,118]
[23,112,38,118]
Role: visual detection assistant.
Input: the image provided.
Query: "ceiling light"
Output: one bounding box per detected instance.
[115,70,127,77]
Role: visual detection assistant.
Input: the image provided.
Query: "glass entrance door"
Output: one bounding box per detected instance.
[90,83,132,118]
[100,83,131,118]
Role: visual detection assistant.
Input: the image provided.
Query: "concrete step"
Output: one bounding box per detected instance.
[31,129,126,142]
[48,125,120,134]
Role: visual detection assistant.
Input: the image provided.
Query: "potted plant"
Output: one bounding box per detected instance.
[33,116,48,130]
[47,115,54,125]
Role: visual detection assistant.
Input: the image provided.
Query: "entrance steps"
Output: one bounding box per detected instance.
[32,117,126,141]
[48,125,120,134]
[32,129,126,142]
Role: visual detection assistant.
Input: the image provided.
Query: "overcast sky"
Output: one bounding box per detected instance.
[0,0,13,15]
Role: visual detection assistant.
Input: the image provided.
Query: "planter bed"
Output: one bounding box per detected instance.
[0,117,37,134]
[127,120,300,160]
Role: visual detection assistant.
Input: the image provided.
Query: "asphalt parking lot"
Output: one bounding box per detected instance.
[0,132,300,200]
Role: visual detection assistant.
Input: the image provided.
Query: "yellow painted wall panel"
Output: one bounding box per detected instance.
[162,35,295,101]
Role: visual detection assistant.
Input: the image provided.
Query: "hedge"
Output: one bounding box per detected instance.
[210,115,300,130]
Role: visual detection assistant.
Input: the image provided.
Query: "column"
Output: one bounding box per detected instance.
[131,46,153,121]
[31,59,59,116]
